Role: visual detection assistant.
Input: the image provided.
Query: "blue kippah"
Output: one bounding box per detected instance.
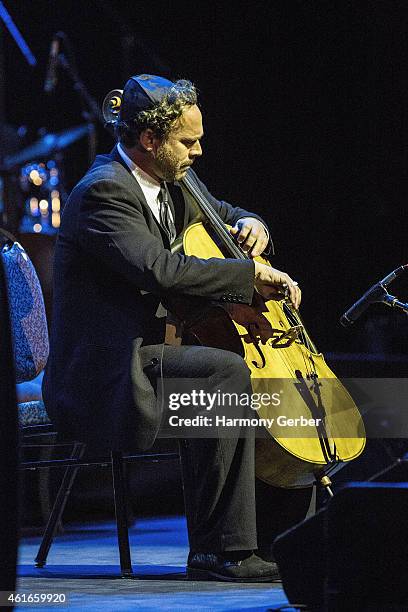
[120,74,174,121]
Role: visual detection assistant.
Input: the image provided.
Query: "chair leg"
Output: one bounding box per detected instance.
[35,442,85,568]
[111,451,133,577]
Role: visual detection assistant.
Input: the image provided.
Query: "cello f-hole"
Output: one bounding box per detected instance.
[248,323,266,368]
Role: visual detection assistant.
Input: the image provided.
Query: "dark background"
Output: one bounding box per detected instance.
[2,0,408,527]
[2,1,408,354]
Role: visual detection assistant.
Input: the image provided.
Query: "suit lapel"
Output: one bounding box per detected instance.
[109,146,167,240]
[109,147,195,243]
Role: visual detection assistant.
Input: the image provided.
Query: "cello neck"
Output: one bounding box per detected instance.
[181,172,248,260]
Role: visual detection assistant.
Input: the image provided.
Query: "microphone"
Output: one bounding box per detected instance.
[44,33,62,93]
[340,264,408,327]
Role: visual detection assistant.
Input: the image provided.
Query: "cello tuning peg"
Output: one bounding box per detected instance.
[102,89,123,125]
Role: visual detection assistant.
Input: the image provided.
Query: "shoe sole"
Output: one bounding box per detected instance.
[187,567,280,583]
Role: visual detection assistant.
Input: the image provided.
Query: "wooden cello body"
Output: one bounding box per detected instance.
[170,174,366,489]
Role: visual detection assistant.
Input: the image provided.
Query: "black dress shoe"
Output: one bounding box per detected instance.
[187,551,280,582]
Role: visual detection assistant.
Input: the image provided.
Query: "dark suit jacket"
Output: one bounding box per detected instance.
[42,147,270,452]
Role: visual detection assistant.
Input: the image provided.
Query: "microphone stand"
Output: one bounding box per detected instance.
[382,293,408,315]
[362,282,408,315]
[56,52,103,166]
[341,264,408,326]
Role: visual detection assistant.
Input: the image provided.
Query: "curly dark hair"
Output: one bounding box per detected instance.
[116,79,198,148]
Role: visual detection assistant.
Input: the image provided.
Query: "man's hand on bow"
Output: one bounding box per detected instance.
[230,217,269,258]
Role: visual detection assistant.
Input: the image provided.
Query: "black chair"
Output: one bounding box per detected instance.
[1,231,179,578]
[19,402,179,577]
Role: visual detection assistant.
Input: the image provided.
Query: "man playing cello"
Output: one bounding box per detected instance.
[43,74,309,582]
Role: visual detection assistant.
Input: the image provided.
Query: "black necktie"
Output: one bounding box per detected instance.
[158,183,177,243]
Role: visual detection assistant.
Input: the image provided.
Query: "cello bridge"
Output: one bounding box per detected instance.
[269,325,303,348]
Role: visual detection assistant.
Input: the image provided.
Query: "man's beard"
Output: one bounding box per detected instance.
[156,144,185,182]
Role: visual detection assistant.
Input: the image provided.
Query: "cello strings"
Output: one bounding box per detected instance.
[183,172,333,456]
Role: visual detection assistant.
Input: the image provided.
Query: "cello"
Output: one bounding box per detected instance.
[169,171,365,490]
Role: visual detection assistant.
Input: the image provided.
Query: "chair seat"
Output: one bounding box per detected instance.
[19,400,51,426]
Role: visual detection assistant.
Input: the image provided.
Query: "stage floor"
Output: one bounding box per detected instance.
[16,516,292,611]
